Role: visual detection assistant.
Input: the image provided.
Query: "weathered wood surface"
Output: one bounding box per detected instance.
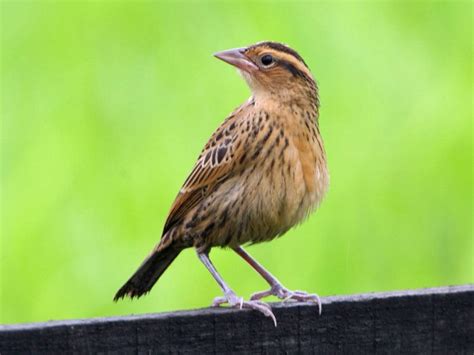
[1,285,472,354]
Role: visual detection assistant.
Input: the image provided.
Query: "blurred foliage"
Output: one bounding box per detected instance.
[1,1,472,324]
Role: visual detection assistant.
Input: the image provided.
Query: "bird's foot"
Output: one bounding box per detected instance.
[211,291,277,326]
[250,285,322,315]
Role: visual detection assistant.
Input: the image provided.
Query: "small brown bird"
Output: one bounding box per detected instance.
[114,41,329,325]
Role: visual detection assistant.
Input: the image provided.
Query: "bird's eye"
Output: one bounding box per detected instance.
[260,54,274,67]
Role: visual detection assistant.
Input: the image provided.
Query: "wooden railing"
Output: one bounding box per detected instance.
[1,285,472,353]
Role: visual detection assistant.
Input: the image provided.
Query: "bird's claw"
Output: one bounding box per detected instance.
[211,292,277,326]
[251,285,322,315]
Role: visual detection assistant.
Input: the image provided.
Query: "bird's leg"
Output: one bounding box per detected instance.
[196,249,277,325]
[233,246,322,315]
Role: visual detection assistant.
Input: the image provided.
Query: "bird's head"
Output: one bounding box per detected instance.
[214,41,317,104]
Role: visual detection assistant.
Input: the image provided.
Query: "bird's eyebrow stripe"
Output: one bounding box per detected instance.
[268,51,312,79]
[261,42,308,68]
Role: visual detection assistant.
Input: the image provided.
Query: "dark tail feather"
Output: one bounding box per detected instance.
[114,245,181,301]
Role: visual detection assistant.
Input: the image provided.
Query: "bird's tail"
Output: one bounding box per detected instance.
[114,243,182,301]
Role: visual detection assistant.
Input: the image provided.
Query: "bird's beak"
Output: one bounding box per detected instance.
[214,47,258,73]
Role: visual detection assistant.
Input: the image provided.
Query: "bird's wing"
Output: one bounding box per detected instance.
[162,113,246,235]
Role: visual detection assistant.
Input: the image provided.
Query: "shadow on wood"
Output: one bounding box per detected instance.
[1,285,473,354]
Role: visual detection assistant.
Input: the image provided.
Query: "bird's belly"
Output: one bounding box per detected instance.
[203,146,328,248]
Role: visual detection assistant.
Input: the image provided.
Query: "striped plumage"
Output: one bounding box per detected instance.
[115,41,329,325]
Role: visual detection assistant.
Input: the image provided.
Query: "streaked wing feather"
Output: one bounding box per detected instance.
[162,113,245,235]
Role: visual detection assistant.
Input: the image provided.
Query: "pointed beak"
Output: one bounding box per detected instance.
[214,47,258,73]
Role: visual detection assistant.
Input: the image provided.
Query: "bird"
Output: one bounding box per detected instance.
[114,41,329,325]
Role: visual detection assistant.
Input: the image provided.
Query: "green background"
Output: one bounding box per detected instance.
[1,1,472,325]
